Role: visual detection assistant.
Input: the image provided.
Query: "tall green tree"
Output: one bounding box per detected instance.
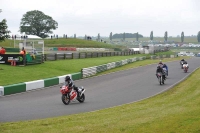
[181,31,184,43]
[136,32,139,41]
[0,19,10,42]
[112,33,143,39]
[164,31,168,42]
[19,10,58,38]
[110,32,112,41]
[123,32,125,41]
[150,31,153,40]
[197,31,200,42]
[97,33,100,41]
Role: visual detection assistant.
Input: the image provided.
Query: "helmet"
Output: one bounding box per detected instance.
[65,76,70,81]
[182,59,185,61]
[157,65,161,69]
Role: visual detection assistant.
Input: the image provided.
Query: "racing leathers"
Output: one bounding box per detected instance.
[65,78,80,98]
[156,66,166,80]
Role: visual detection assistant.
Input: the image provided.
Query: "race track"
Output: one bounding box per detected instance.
[0,57,200,122]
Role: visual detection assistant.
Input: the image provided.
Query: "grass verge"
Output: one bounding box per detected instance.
[0,52,176,86]
[0,58,199,133]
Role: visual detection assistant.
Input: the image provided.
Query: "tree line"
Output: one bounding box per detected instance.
[1,9,200,43]
[112,33,143,39]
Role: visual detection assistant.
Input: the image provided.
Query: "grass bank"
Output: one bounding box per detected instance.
[0,57,199,133]
[0,51,176,86]
[0,38,123,49]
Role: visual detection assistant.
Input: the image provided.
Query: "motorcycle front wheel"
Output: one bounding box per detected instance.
[61,94,70,105]
[78,93,85,103]
[158,76,162,85]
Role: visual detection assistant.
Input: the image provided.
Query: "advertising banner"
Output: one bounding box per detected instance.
[0,54,24,65]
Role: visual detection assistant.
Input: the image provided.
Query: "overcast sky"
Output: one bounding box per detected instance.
[0,0,200,37]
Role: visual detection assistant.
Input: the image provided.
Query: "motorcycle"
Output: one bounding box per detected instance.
[180,61,184,69]
[60,85,85,105]
[183,64,189,73]
[162,67,168,77]
[156,72,165,85]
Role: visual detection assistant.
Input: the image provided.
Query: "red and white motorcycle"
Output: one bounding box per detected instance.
[60,85,85,105]
[183,64,189,73]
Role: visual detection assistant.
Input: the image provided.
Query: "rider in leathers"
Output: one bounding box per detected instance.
[162,64,168,76]
[65,76,80,98]
[156,65,166,80]
[180,59,189,68]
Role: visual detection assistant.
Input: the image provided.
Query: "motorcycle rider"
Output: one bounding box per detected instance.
[156,65,166,80]
[183,60,187,64]
[181,59,185,62]
[64,76,80,98]
[182,59,189,68]
[180,59,188,68]
[180,59,185,66]
[162,64,168,76]
[158,60,163,66]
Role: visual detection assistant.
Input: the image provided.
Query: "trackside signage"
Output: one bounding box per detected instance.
[0,54,24,65]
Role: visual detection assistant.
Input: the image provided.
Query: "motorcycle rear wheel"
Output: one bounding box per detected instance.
[162,76,165,84]
[184,69,187,73]
[78,94,85,103]
[61,94,70,105]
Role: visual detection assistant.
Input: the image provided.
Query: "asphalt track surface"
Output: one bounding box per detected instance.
[0,57,200,122]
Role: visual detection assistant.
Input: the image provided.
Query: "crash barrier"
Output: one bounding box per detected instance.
[151,54,176,59]
[82,57,145,78]
[57,47,76,51]
[76,48,108,52]
[48,47,76,51]
[82,54,176,78]
[43,51,140,61]
[48,47,108,52]
[0,72,82,96]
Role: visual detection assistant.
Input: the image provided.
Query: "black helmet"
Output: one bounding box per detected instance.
[65,76,70,81]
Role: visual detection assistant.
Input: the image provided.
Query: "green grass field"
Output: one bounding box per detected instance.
[0,56,199,133]
[0,38,198,132]
[0,38,122,49]
[0,51,174,86]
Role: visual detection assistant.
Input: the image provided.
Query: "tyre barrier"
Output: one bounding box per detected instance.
[82,57,144,78]
[57,47,76,51]
[82,55,176,78]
